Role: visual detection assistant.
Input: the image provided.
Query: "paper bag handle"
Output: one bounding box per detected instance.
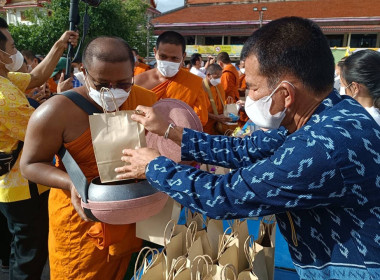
[191,255,213,280]
[134,246,160,279]
[220,264,237,280]
[168,256,188,280]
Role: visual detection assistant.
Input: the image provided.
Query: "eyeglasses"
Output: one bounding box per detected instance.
[85,69,134,91]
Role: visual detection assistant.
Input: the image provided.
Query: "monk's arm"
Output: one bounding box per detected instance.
[20,99,73,191]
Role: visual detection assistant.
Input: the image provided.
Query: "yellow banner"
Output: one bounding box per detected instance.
[198,45,215,54]
[186,45,199,55]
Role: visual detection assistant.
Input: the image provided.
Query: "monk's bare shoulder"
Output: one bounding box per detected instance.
[134,68,159,90]
[29,89,89,130]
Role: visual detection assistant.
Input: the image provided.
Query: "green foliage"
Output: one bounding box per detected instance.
[8,0,153,56]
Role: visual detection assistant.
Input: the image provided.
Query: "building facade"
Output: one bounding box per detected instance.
[152,0,380,59]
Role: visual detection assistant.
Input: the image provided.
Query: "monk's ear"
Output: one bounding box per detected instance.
[153,47,157,57]
[182,52,186,61]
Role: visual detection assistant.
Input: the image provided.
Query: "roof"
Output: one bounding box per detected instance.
[152,0,380,29]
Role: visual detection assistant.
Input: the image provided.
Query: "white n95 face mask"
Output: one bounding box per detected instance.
[156,59,180,77]
[245,81,294,129]
[85,77,131,112]
[210,78,221,86]
[0,50,24,72]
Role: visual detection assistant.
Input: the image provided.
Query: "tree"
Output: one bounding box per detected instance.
[9,0,151,56]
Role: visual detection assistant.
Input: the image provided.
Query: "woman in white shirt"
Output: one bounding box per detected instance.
[340,49,380,126]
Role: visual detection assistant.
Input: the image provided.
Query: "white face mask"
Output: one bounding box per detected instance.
[201,60,205,67]
[240,68,245,74]
[210,77,221,86]
[339,86,346,96]
[156,59,181,77]
[0,50,24,72]
[245,81,294,129]
[85,76,131,112]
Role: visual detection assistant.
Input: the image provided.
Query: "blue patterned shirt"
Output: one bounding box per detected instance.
[146,91,380,280]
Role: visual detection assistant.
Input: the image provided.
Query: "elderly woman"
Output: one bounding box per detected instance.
[340,49,380,125]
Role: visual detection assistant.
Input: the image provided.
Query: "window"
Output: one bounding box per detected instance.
[350,34,377,48]
[230,36,248,45]
[184,36,195,45]
[325,35,344,47]
[205,36,222,45]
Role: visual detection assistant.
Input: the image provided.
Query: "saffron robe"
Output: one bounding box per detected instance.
[151,68,210,126]
[221,64,240,102]
[49,85,156,280]
[203,82,226,135]
[134,63,151,76]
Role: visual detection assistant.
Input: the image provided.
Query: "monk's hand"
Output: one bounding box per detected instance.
[69,184,90,222]
[115,148,161,180]
[217,114,232,123]
[132,106,169,136]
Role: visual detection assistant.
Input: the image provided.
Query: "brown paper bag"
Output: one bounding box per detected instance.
[256,216,276,280]
[224,96,239,117]
[190,255,213,280]
[206,219,224,260]
[89,109,146,183]
[231,220,250,273]
[136,198,182,246]
[134,247,165,280]
[237,235,266,280]
[167,256,191,280]
[221,264,238,280]
[217,228,239,279]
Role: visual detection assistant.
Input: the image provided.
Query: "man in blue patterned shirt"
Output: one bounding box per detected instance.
[116,17,380,280]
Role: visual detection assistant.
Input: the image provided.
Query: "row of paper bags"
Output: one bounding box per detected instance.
[134,206,276,280]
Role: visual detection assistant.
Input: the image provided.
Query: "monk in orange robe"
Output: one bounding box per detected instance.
[134,31,210,126]
[20,37,156,280]
[217,52,240,102]
[134,62,151,76]
[131,49,151,76]
[201,64,232,135]
[238,60,247,97]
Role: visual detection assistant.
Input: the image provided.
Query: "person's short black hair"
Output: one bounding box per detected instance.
[206,63,223,75]
[241,16,334,94]
[342,50,380,109]
[83,36,134,72]
[190,53,202,66]
[156,31,186,54]
[0,17,9,51]
[21,49,40,63]
[217,52,231,64]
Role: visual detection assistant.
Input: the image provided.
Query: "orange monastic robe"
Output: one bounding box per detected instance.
[221,64,240,102]
[134,62,151,76]
[49,85,157,280]
[152,68,210,126]
[203,82,226,135]
[238,74,247,97]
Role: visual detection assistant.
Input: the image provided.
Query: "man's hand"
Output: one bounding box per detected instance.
[115,148,161,180]
[216,114,232,123]
[132,106,169,136]
[57,73,73,93]
[69,184,90,222]
[56,31,79,50]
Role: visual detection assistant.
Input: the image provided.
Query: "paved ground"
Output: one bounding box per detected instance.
[0,261,50,280]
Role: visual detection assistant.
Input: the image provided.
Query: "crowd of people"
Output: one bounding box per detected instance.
[0,14,379,280]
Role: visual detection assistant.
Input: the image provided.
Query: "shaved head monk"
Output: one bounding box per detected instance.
[20,37,156,279]
[134,31,210,126]
[217,51,240,102]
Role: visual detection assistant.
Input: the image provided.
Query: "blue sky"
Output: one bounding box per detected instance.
[156,0,184,13]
